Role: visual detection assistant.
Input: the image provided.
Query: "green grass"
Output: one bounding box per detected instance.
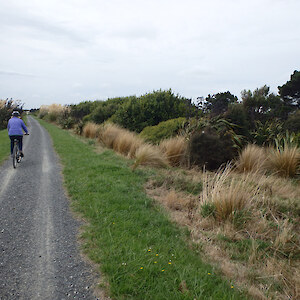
[39,119,248,300]
[0,129,9,164]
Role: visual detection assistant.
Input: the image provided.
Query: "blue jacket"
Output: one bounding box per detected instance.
[7,117,28,136]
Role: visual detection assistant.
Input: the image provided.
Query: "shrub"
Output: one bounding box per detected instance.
[82,122,101,139]
[0,99,21,129]
[132,144,169,170]
[235,144,267,174]
[140,117,186,143]
[189,127,237,170]
[159,136,187,166]
[112,90,196,132]
[284,110,300,133]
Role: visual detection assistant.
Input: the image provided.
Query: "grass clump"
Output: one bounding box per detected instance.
[82,122,101,139]
[133,144,169,170]
[159,136,187,166]
[114,131,143,158]
[266,144,300,177]
[39,119,245,300]
[200,165,260,222]
[235,144,267,174]
[98,123,123,149]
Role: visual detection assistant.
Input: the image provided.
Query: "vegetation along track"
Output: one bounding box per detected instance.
[39,118,248,300]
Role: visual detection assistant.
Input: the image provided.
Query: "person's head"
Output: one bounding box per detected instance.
[12,111,20,117]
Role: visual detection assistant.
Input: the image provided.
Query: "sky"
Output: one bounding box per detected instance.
[0,0,299,109]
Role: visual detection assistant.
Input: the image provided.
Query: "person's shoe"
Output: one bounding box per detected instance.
[20,151,24,157]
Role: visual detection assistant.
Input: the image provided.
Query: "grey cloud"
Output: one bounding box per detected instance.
[0,9,90,45]
[0,70,37,77]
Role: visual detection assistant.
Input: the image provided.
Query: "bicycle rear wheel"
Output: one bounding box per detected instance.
[12,145,17,169]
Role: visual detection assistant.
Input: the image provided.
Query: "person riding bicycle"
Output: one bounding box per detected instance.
[7,111,28,157]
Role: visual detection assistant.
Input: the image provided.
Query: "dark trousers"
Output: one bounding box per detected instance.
[9,135,23,154]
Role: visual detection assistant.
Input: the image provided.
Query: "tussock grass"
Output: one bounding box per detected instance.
[114,131,143,157]
[159,136,187,166]
[235,144,267,174]
[82,122,101,139]
[266,144,300,177]
[200,165,260,221]
[39,103,69,121]
[132,144,169,170]
[98,123,123,149]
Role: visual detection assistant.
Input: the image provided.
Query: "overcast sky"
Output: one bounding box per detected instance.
[0,0,299,109]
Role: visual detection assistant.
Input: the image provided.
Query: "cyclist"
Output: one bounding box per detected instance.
[7,111,28,157]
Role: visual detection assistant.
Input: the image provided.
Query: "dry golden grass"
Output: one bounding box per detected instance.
[113,131,143,158]
[39,103,69,120]
[132,144,169,170]
[200,165,261,221]
[98,123,123,149]
[266,145,300,177]
[164,190,191,211]
[159,136,187,166]
[235,144,267,174]
[128,137,144,159]
[83,122,101,139]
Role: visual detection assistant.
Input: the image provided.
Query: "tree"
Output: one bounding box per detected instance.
[199,91,238,116]
[278,70,300,116]
[241,85,283,128]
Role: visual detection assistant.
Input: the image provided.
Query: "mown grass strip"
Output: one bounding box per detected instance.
[40,119,247,300]
[0,129,9,165]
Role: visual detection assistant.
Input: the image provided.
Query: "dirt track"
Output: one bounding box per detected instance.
[0,116,98,299]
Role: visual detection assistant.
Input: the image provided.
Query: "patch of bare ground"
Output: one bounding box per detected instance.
[145,167,300,300]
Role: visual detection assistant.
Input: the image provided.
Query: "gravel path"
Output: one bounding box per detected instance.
[0,116,98,299]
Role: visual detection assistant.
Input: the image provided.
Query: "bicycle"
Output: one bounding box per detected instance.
[12,133,29,169]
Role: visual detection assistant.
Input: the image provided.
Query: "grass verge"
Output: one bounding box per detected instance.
[39,119,247,300]
[0,129,9,165]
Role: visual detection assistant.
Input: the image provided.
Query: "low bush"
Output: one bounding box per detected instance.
[189,127,237,170]
[140,117,186,144]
